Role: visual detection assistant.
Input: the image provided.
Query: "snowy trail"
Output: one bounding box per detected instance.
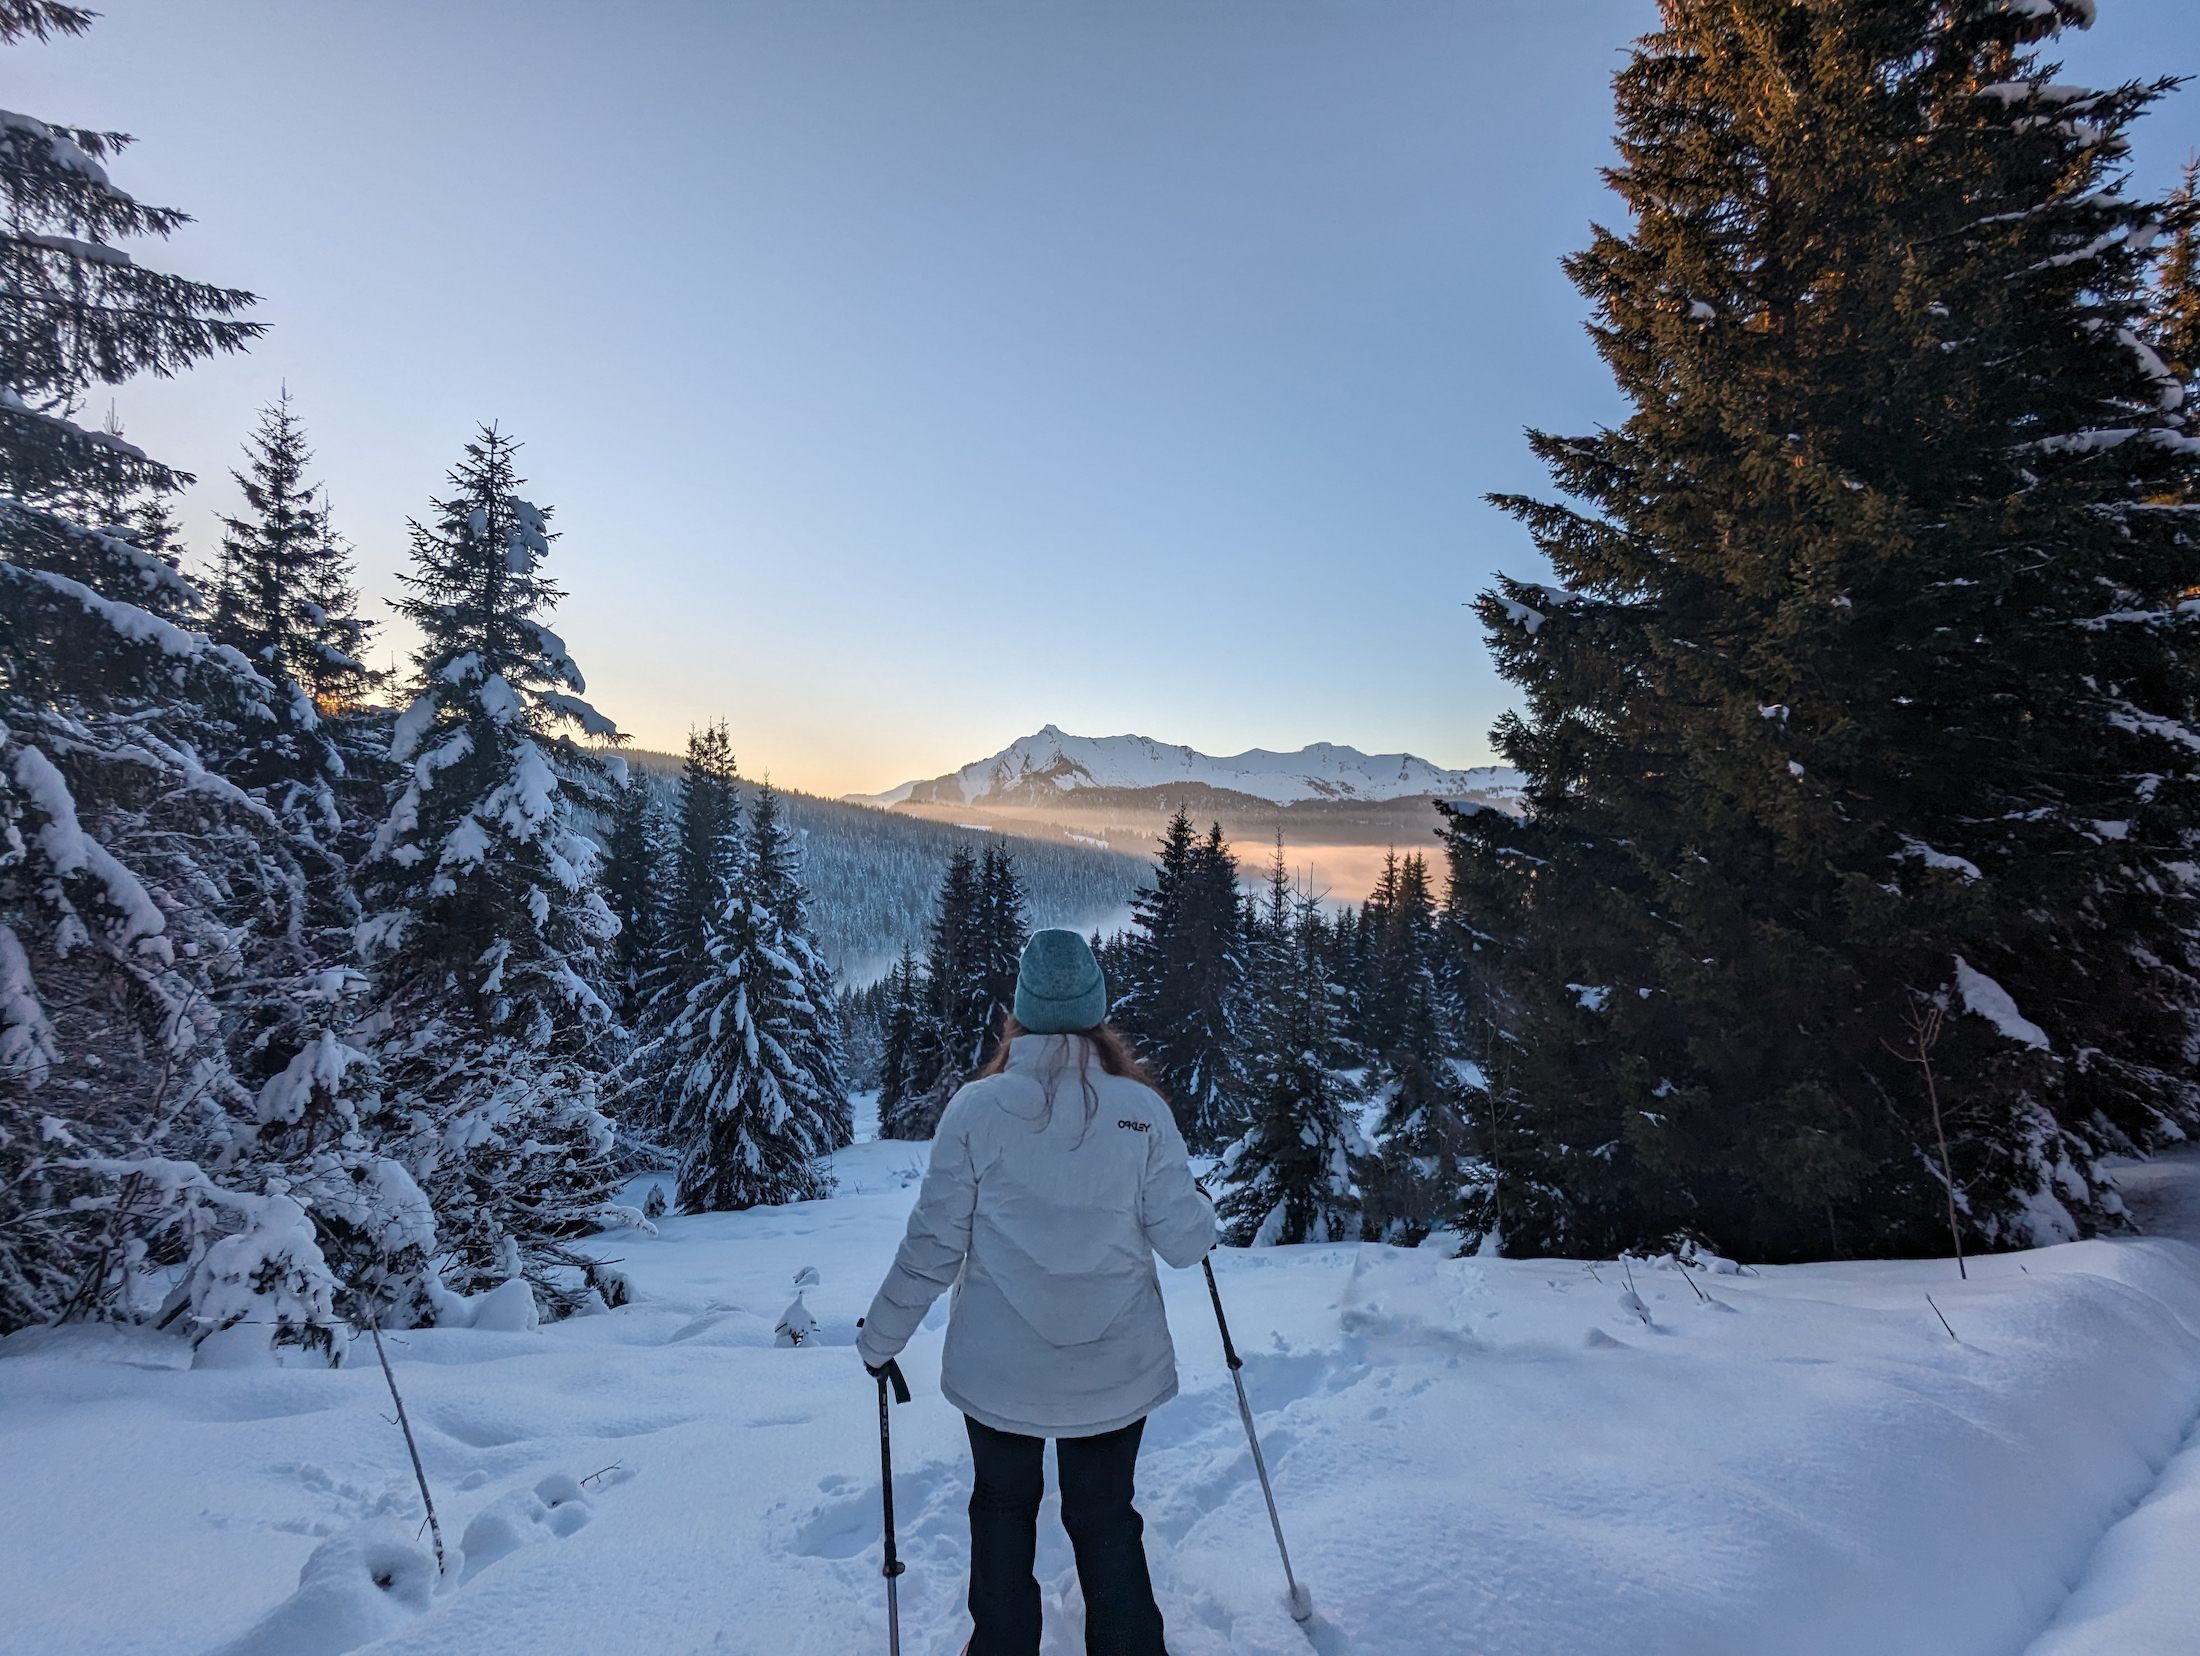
[8,1142,2200,1656]
[2020,1148,2200,1656]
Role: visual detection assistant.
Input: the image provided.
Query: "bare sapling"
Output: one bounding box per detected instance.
[1887,998,1966,1281]
[367,1310,447,1573]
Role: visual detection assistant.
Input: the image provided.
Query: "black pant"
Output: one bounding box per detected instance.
[965,1414,1168,1656]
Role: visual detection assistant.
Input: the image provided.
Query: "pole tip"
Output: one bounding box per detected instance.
[1287,1583,1313,1623]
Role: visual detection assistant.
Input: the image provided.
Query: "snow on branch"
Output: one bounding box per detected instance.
[1977,81,2103,108]
[537,691,621,740]
[2107,701,2200,754]
[8,564,207,659]
[8,228,132,267]
[132,729,280,825]
[0,923,60,1086]
[0,387,153,460]
[1896,838,1983,882]
[388,692,437,763]
[477,673,523,725]
[0,108,113,184]
[369,730,476,863]
[485,740,561,844]
[1952,957,2052,1051]
[1495,598,1547,634]
[521,620,585,692]
[12,742,89,873]
[2074,598,2200,631]
[2118,329,2184,413]
[254,1030,366,1127]
[1992,0,2095,29]
[70,521,201,607]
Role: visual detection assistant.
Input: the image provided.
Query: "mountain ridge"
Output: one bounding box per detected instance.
[848,724,1522,810]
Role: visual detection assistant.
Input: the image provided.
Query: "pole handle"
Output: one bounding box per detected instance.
[858,1321,914,1403]
[877,1356,911,1405]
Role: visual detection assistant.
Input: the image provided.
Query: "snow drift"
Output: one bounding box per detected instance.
[5,1142,2199,1656]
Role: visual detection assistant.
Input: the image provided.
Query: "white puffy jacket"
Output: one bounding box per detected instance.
[856,1034,1216,1438]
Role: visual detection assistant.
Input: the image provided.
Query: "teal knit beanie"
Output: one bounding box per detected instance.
[1013,929,1108,1034]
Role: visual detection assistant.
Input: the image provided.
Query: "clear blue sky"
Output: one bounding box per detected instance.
[13,1,2199,796]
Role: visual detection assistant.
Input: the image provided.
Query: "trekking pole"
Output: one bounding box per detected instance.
[1202,1255,1313,1623]
[873,1353,913,1655]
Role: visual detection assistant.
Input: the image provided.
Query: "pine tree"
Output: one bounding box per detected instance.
[745,780,853,1150]
[205,392,375,835]
[875,945,924,1125]
[1320,900,1368,1055]
[1363,851,1482,1246]
[927,844,989,1074]
[0,2,316,1335]
[661,723,739,996]
[0,2,406,1346]
[618,725,740,1141]
[1219,883,1364,1247]
[214,392,366,704]
[1458,0,2200,1261]
[1431,806,1519,1251]
[600,768,666,1032]
[880,848,975,1139]
[1115,814,1251,1150]
[357,425,627,1317]
[202,400,388,1296]
[2155,159,2199,388]
[974,843,1030,1067]
[127,493,189,601]
[666,785,843,1211]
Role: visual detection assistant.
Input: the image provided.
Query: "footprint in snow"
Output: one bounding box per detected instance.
[790,1460,961,1561]
[458,1471,604,1583]
[210,1468,622,1656]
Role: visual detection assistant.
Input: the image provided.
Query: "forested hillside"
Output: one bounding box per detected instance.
[620,750,1145,985]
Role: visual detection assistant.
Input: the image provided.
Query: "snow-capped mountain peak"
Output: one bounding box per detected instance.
[848,725,1521,808]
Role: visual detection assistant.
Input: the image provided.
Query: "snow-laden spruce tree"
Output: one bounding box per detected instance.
[658,723,738,1001]
[0,0,325,1333]
[1218,880,1365,1247]
[618,724,736,1141]
[358,425,626,1318]
[1453,0,2200,1260]
[666,781,844,1210]
[1115,812,1252,1151]
[196,391,387,1151]
[745,781,853,1150]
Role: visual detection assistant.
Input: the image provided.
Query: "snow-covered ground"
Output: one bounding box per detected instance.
[7,1147,2200,1656]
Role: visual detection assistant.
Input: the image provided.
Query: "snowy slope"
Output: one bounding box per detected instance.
[7,1148,2200,1656]
[849,724,1523,808]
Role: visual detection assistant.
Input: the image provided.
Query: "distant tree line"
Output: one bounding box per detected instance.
[838,808,1487,1250]
[613,751,1141,988]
